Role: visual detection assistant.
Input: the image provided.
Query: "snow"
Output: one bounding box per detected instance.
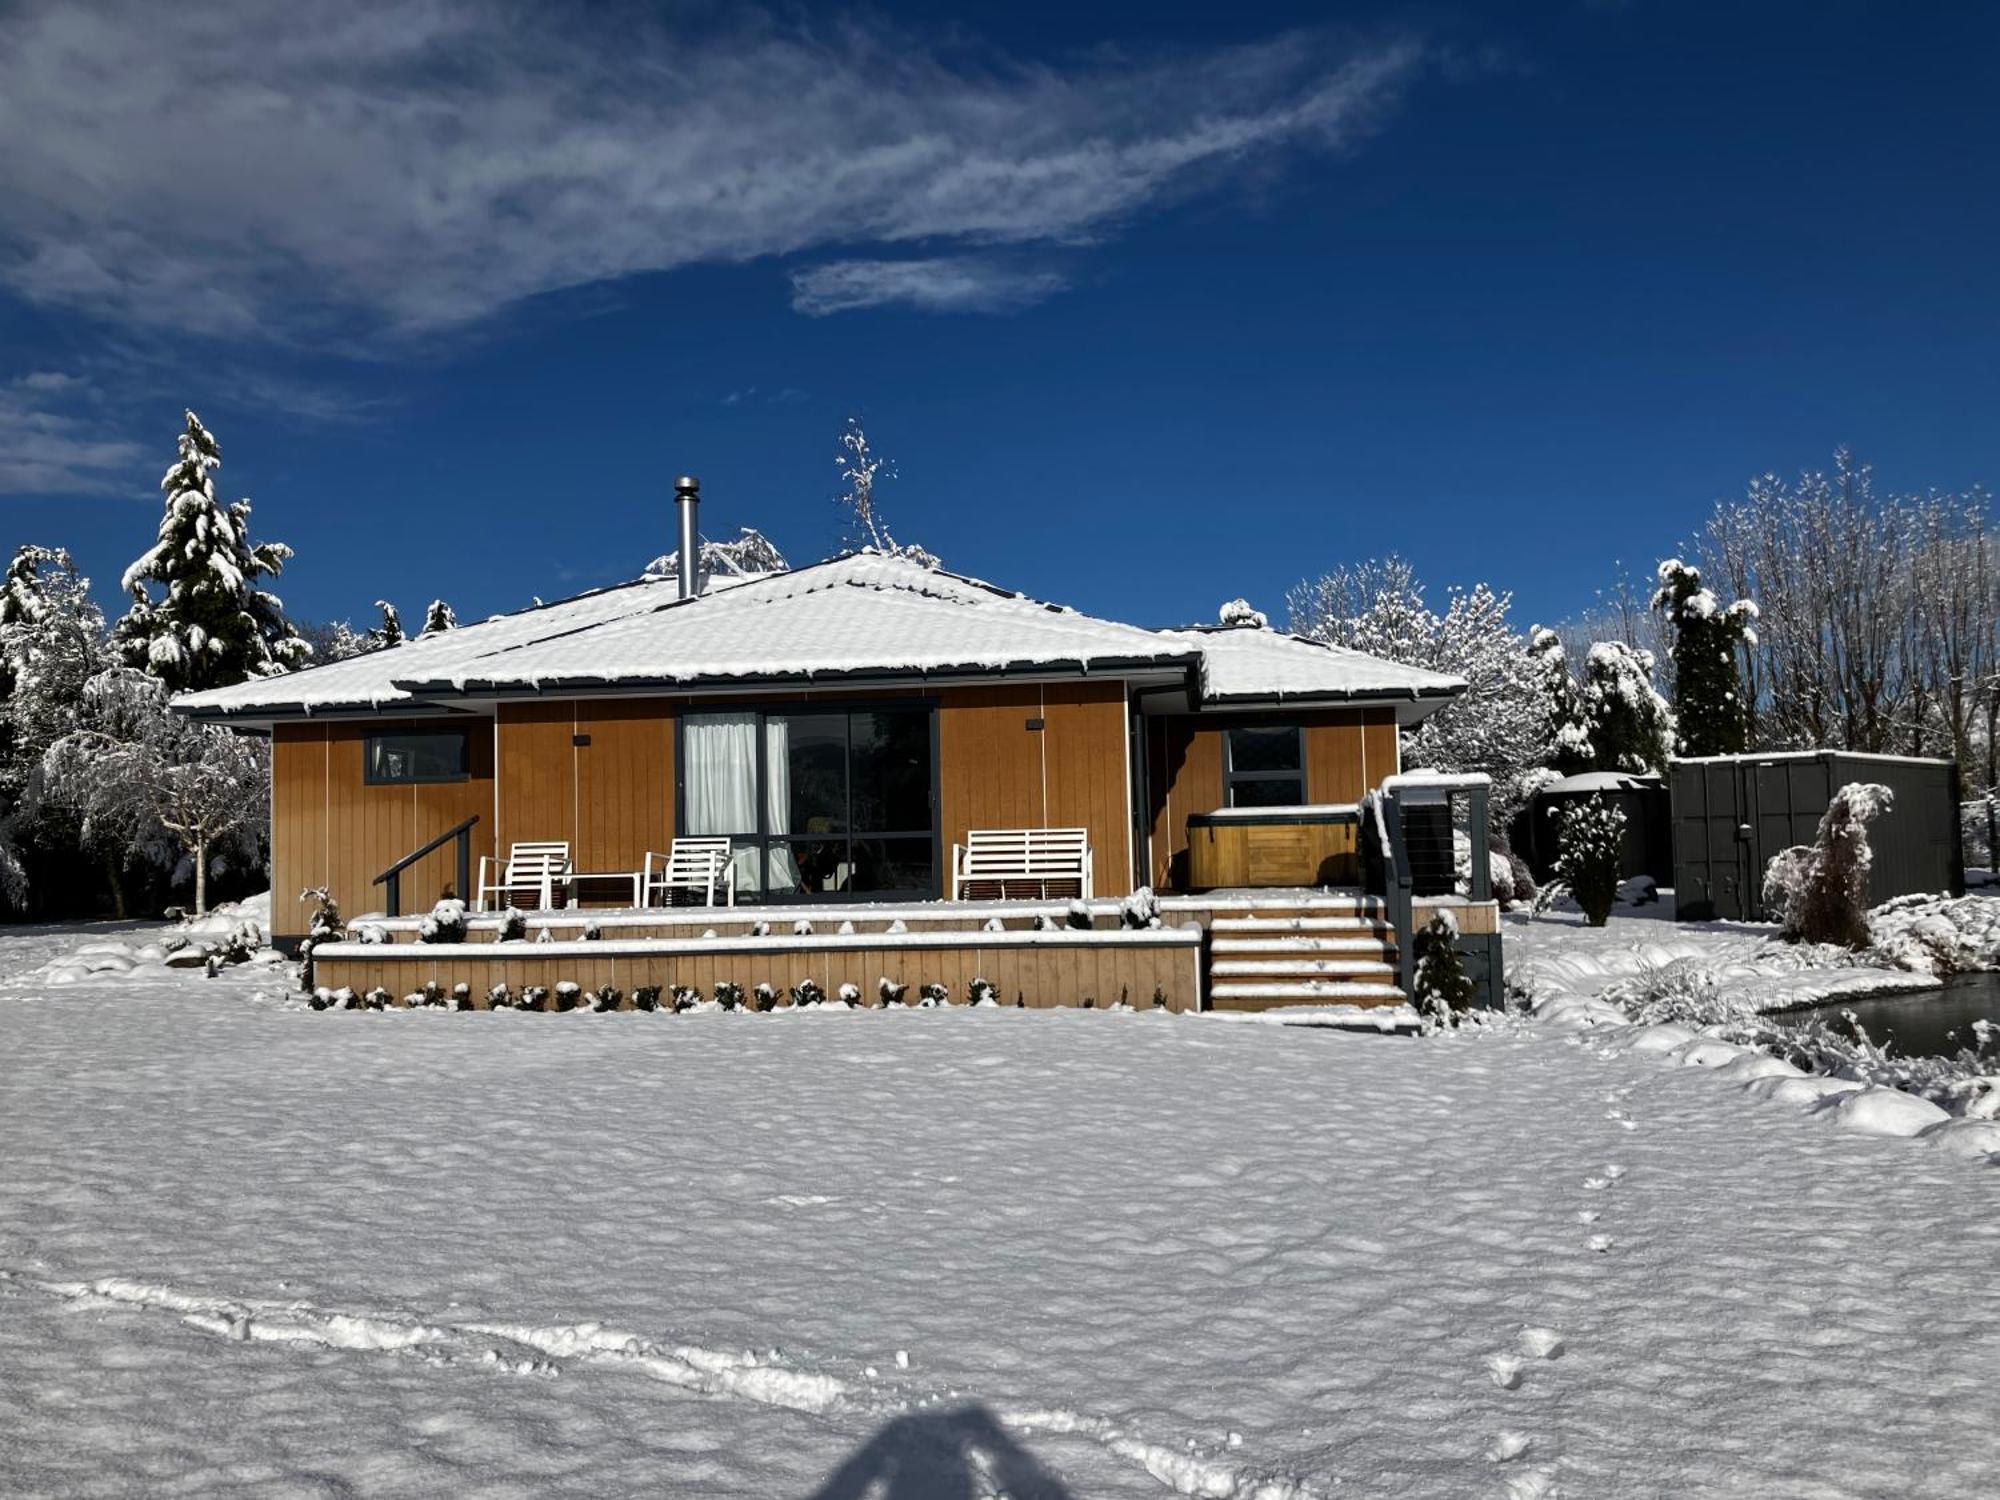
[4,919,1999,1496]
[176,554,1464,721]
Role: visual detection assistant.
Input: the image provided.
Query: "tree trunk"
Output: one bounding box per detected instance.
[193,835,207,916]
[103,850,127,919]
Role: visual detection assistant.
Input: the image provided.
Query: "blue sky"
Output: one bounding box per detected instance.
[2,0,1994,639]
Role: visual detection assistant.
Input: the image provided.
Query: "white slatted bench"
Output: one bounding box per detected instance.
[476,841,573,912]
[643,837,737,907]
[951,827,1093,902]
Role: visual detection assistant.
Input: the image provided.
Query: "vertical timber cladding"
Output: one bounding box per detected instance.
[495,699,675,878]
[269,719,496,941]
[1145,707,1401,890]
[935,680,1135,899]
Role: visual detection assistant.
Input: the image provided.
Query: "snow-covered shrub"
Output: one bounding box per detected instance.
[354,923,387,945]
[1578,641,1674,775]
[750,981,776,1012]
[632,984,661,1012]
[1652,558,1757,757]
[498,908,526,943]
[968,975,997,1005]
[879,977,908,1006]
[837,981,861,1006]
[716,981,746,1011]
[1413,910,1473,1027]
[884,917,906,934]
[1606,958,1761,1039]
[670,984,700,1012]
[580,918,602,942]
[297,886,344,990]
[418,897,467,944]
[1770,782,1893,949]
[919,981,949,1007]
[533,925,554,945]
[1217,597,1268,629]
[363,986,392,1011]
[519,984,547,1012]
[451,983,472,1010]
[487,983,514,1009]
[588,984,620,1012]
[553,981,581,1012]
[1554,794,1627,927]
[1066,900,1092,931]
[1120,887,1161,930]
[982,916,1005,933]
[1032,913,1058,932]
[751,919,771,937]
[789,978,824,1008]
[791,918,813,936]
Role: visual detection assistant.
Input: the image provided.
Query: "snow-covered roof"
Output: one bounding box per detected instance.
[1157,624,1465,706]
[1543,771,1664,794]
[174,554,1467,720]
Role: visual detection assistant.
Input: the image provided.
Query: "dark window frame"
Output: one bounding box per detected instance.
[673,698,941,903]
[1223,724,1307,808]
[362,728,471,786]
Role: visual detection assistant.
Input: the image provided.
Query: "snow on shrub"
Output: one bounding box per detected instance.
[521,985,548,1012]
[790,978,826,1008]
[1767,782,1894,949]
[632,984,661,1012]
[297,887,344,990]
[1120,887,1161,930]
[879,977,908,1006]
[716,981,746,1011]
[838,981,862,1006]
[968,976,998,1006]
[749,982,775,1012]
[497,908,526,943]
[418,897,467,944]
[1217,597,1268,629]
[670,985,700,1012]
[918,981,949,1007]
[1413,910,1473,1028]
[363,986,392,1011]
[487,983,514,1009]
[1554,794,1627,927]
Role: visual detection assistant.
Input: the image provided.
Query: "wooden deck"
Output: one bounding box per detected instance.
[306,890,1483,1015]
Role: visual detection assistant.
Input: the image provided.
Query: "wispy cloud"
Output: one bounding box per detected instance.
[790,257,1069,316]
[0,2,1425,342]
[0,372,149,496]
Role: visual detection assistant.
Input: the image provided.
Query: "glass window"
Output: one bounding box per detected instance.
[1224,725,1306,808]
[364,730,468,784]
[680,704,936,901]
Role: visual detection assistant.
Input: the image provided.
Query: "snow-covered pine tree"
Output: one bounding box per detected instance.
[369,601,405,649]
[1527,626,1594,775]
[112,412,308,694]
[1652,559,1758,757]
[298,619,371,662]
[1217,598,1269,628]
[1412,909,1474,1022]
[1553,794,1627,927]
[642,527,789,584]
[1579,640,1675,775]
[421,599,457,635]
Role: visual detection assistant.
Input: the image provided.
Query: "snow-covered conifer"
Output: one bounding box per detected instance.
[1553,794,1627,927]
[1527,627,1594,775]
[112,412,308,693]
[1413,909,1474,1024]
[421,599,457,635]
[1579,640,1674,775]
[1652,559,1757,757]
[1768,782,1894,948]
[369,601,405,649]
[1217,598,1268,629]
[643,527,789,585]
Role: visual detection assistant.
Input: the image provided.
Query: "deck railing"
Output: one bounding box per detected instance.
[372,815,479,918]
[1364,775,1493,994]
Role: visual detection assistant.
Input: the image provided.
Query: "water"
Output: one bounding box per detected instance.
[1778,971,2000,1059]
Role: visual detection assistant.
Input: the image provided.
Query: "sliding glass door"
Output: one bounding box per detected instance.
[680,704,936,901]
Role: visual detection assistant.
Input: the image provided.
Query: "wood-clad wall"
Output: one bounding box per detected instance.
[936,680,1132,898]
[1144,708,1401,889]
[271,718,496,940]
[273,679,1135,935]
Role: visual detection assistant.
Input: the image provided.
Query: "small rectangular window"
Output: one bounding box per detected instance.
[1224,725,1305,808]
[364,730,469,784]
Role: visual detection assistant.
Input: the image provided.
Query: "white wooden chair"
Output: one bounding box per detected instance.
[643,837,737,907]
[951,828,1093,902]
[476,841,573,912]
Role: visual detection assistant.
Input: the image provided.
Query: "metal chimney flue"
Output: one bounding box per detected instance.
[674,475,701,599]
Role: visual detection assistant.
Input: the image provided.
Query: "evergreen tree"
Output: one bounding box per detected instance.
[1412,909,1475,1023]
[112,412,308,693]
[1554,794,1627,927]
[1652,559,1758,756]
[421,599,457,634]
[369,600,405,649]
[1579,641,1675,774]
[1527,627,1593,775]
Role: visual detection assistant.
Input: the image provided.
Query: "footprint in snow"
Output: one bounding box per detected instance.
[1587,1234,1615,1253]
[1484,1352,1526,1390]
[1488,1430,1532,1462]
[1517,1327,1565,1360]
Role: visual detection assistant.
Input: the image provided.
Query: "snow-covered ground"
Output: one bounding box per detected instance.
[3,917,1997,1498]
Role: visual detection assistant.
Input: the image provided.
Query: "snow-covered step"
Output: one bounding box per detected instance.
[1209,935,1392,955]
[1209,916,1388,934]
[1209,980,1408,1009]
[1209,958,1395,978]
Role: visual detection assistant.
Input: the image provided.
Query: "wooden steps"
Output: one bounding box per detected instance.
[1200,906,1407,1012]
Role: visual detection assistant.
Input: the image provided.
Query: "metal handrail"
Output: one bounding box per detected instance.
[372,814,479,917]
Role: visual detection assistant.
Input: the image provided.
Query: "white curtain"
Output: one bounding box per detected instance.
[683,712,762,894]
[764,717,803,893]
